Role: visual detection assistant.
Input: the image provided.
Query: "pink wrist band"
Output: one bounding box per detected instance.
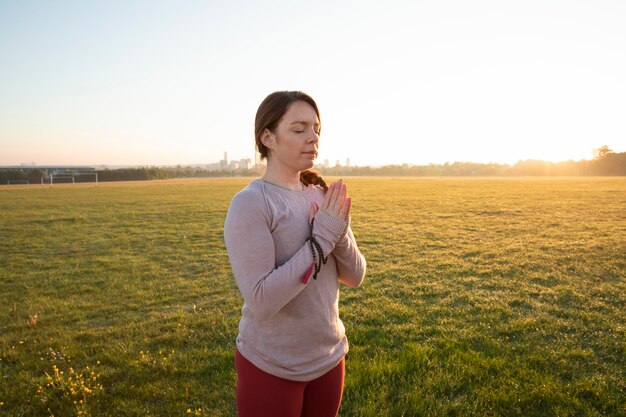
[301,262,315,284]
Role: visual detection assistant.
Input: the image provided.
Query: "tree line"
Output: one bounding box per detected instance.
[1,147,624,184]
[319,148,626,177]
[0,167,256,184]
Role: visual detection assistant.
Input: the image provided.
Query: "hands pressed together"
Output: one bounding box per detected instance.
[309,179,351,222]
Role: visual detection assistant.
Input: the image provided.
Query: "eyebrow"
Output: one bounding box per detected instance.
[289,121,320,126]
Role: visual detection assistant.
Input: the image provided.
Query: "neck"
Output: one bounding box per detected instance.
[262,161,302,191]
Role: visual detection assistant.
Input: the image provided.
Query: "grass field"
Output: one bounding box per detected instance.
[1,177,625,416]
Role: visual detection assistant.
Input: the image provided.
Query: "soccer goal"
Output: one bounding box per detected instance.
[50,172,98,186]
[50,175,75,185]
[77,172,98,185]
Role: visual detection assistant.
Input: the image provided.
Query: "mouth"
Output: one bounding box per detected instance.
[303,151,317,158]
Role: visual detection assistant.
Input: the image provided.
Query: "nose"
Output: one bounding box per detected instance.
[307,132,319,144]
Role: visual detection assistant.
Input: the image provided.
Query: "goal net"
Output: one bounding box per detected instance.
[7,179,29,185]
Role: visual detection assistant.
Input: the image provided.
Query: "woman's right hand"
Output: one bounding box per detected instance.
[320,179,351,221]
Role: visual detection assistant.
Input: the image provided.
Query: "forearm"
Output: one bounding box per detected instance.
[333,228,366,288]
[236,244,315,320]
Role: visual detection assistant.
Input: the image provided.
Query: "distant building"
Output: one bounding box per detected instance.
[205,162,222,171]
[239,159,251,170]
[323,159,329,168]
[335,160,341,168]
[346,158,351,167]
[212,151,254,171]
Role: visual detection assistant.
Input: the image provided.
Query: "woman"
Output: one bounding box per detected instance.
[223,91,366,417]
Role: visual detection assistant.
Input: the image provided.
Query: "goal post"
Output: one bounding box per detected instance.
[7,179,29,185]
[77,172,98,185]
[50,175,75,185]
[50,172,98,186]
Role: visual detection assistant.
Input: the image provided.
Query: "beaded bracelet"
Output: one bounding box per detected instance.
[307,217,327,280]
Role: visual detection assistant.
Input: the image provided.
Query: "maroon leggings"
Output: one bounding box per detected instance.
[235,349,345,417]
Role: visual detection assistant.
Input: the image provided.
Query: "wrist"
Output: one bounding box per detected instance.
[315,209,348,235]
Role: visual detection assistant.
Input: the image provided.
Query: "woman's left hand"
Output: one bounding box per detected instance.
[321,179,351,221]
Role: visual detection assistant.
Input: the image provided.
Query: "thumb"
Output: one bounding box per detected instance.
[309,202,319,221]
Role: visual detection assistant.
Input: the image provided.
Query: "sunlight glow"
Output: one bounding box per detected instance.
[0,1,624,166]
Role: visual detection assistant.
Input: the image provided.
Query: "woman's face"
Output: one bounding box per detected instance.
[265,101,320,172]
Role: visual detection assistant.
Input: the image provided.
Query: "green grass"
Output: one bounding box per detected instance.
[1,177,625,416]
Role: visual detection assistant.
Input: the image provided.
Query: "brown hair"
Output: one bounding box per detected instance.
[255,91,328,191]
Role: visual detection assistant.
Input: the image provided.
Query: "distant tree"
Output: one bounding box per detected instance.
[593,145,614,159]
[588,151,626,175]
[507,160,552,176]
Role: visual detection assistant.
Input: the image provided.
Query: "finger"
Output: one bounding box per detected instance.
[332,183,346,213]
[321,181,334,209]
[323,181,338,210]
[327,180,342,211]
[340,196,352,220]
[338,182,348,210]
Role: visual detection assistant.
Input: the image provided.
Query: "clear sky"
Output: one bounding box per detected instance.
[1,0,625,167]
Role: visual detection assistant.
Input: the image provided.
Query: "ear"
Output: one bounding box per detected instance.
[261,129,275,149]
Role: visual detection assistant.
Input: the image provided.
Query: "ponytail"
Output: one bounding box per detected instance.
[300,170,328,192]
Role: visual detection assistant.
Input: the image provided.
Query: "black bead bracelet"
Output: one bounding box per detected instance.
[307,217,327,280]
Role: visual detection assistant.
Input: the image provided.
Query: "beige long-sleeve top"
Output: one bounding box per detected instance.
[223,179,366,381]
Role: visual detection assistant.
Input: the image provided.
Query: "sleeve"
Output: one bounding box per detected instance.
[310,209,349,256]
[223,190,315,320]
[332,218,366,288]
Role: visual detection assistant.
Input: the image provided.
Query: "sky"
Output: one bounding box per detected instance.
[1,0,625,167]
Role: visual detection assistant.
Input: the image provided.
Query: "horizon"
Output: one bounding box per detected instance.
[1,1,625,167]
[1,147,619,171]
